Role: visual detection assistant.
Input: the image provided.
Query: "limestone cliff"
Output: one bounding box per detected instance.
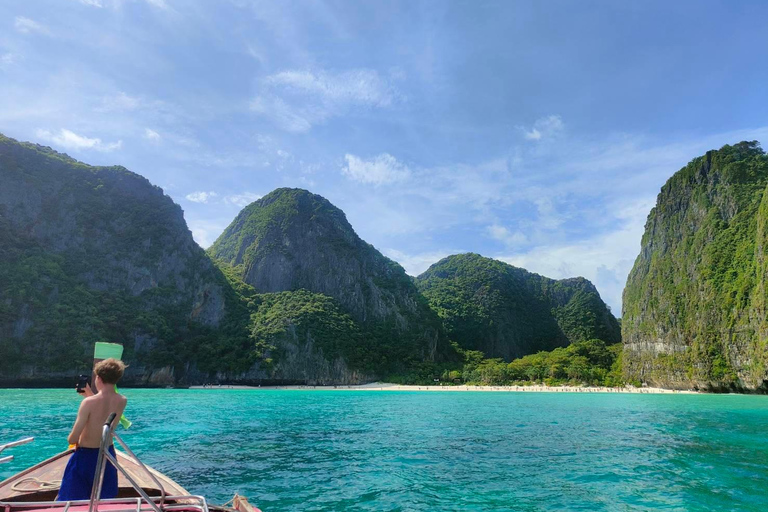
[622,141,768,391]
[416,253,620,360]
[208,188,450,373]
[0,134,231,382]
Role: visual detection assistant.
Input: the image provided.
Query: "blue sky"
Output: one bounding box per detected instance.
[2,0,768,315]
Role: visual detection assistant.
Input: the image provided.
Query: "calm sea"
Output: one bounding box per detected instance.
[1,389,767,511]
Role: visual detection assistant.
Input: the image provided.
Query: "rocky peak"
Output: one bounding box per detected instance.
[416,253,620,361]
[209,187,449,363]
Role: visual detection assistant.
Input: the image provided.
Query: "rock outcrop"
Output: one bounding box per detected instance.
[208,188,450,374]
[622,141,768,391]
[416,253,620,360]
[0,134,230,381]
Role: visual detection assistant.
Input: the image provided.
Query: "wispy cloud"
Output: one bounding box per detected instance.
[185,191,218,203]
[0,53,14,69]
[224,192,261,208]
[342,153,411,185]
[383,248,462,277]
[145,0,169,8]
[187,218,228,249]
[487,224,528,247]
[144,128,161,141]
[97,92,142,112]
[250,69,398,132]
[498,197,654,316]
[521,115,564,141]
[14,17,49,36]
[77,0,103,7]
[36,128,122,152]
[347,124,768,314]
[185,191,261,208]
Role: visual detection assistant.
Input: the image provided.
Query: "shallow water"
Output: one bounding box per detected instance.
[1,389,767,511]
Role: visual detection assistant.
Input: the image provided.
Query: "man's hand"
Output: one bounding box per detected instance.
[83,385,95,398]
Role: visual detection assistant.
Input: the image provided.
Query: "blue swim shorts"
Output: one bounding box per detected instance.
[57,445,118,501]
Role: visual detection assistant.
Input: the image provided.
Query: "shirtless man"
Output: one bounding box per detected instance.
[57,358,128,501]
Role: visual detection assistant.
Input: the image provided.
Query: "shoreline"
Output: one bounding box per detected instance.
[189,382,698,394]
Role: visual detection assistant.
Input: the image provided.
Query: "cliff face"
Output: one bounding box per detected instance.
[208,188,450,374]
[0,134,230,381]
[416,253,620,360]
[204,289,375,385]
[622,141,768,391]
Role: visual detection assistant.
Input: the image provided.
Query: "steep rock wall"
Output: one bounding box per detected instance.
[622,141,768,390]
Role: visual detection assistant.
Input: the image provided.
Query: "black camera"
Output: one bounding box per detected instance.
[76,374,92,394]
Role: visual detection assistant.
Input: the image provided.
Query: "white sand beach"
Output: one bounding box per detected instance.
[190,382,697,394]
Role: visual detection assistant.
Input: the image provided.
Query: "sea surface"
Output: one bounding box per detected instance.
[1,389,767,511]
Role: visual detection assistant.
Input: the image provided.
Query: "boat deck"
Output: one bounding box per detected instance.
[0,450,188,503]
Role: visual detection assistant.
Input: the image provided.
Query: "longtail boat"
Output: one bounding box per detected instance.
[0,415,262,512]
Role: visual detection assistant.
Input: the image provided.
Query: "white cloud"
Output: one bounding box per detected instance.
[185,191,218,204]
[187,219,228,249]
[497,197,655,315]
[145,0,169,9]
[383,249,460,277]
[342,153,411,185]
[78,0,103,6]
[98,92,141,112]
[36,128,122,152]
[144,128,161,141]
[251,68,398,132]
[250,96,312,133]
[487,224,528,247]
[14,17,49,35]
[531,194,565,230]
[522,115,564,141]
[224,192,261,208]
[340,125,768,315]
[265,69,394,106]
[0,53,14,68]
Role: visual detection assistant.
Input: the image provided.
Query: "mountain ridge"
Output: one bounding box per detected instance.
[416,253,621,360]
[207,187,451,378]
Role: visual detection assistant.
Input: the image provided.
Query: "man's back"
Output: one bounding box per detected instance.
[76,392,127,448]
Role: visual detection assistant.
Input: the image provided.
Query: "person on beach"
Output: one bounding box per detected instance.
[57,358,128,501]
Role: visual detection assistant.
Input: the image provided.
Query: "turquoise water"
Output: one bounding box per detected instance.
[1,390,768,511]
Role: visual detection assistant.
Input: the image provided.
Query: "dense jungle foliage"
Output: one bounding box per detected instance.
[623,141,768,389]
[455,338,626,387]
[0,135,253,381]
[416,253,621,361]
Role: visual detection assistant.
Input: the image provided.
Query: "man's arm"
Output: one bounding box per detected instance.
[67,399,90,446]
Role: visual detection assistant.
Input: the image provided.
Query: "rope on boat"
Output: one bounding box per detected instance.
[219,495,237,508]
[10,477,61,493]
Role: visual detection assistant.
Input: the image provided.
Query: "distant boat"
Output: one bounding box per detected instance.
[0,417,262,512]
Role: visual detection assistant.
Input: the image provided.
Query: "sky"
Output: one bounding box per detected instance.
[2,0,768,315]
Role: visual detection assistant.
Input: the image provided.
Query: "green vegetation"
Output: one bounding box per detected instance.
[0,134,253,381]
[209,188,352,267]
[249,290,363,369]
[416,253,620,361]
[207,187,454,380]
[623,141,768,389]
[407,339,626,387]
[378,337,629,388]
